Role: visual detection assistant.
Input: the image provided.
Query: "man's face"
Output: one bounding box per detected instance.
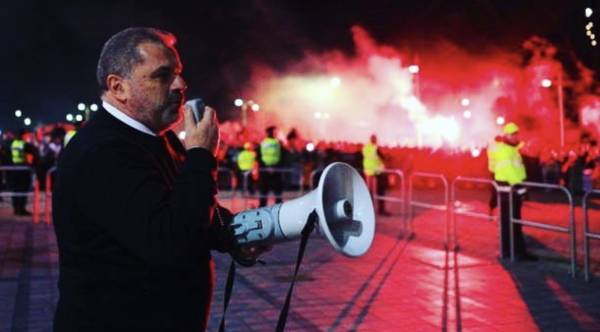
[125,42,187,133]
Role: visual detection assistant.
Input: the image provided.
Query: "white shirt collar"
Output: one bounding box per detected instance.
[102,101,157,136]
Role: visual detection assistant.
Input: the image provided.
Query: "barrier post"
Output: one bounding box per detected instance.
[450,176,499,251]
[583,190,600,282]
[373,169,405,224]
[408,172,449,246]
[509,181,576,277]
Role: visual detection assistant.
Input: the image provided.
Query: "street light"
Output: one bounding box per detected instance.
[24,118,31,126]
[77,102,97,121]
[462,110,472,119]
[496,116,505,126]
[234,98,244,107]
[15,110,22,118]
[541,75,565,147]
[461,98,470,107]
[586,7,593,18]
[251,103,260,112]
[75,114,84,122]
[408,65,420,74]
[66,114,74,122]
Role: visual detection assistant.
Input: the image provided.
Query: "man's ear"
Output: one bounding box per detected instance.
[106,74,129,103]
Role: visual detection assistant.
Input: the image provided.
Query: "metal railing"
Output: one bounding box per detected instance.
[241,167,304,208]
[510,181,576,277]
[583,189,600,281]
[408,172,450,245]
[451,176,499,250]
[216,167,237,199]
[373,169,405,220]
[0,166,40,224]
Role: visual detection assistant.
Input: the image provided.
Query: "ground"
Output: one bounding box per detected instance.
[1,186,600,331]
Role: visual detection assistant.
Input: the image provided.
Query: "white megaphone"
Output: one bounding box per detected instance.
[231,162,375,257]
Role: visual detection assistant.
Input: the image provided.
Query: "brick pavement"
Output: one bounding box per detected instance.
[0,193,600,331]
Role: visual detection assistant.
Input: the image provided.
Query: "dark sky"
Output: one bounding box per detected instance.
[1,0,596,130]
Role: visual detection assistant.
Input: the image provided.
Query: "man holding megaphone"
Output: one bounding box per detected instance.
[52,27,268,332]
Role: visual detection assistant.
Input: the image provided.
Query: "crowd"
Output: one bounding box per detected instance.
[0,120,598,214]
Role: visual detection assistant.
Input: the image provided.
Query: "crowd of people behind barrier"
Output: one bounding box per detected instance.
[0,120,598,214]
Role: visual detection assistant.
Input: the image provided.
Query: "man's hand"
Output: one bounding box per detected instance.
[183,105,220,155]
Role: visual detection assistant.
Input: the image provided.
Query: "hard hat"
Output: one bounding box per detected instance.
[503,122,519,135]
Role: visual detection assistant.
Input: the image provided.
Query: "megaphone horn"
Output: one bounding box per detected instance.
[231,162,375,257]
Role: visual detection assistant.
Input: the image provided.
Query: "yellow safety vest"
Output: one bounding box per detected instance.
[493,142,526,185]
[11,139,26,164]
[64,130,77,146]
[237,150,256,171]
[260,138,281,166]
[487,143,497,173]
[362,143,384,176]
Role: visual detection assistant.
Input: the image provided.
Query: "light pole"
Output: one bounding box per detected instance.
[541,74,565,147]
[77,102,99,121]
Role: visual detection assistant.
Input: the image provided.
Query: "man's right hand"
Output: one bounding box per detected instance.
[183,105,220,155]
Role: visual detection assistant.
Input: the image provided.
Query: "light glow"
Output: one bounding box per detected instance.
[75,114,83,122]
[408,65,420,74]
[586,7,593,18]
[306,142,315,152]
[234,98,244,107]
[66,114,74,122]
[24,118,31,126]
[90,104,98,111]
[77,103,86,111]
[496,116,505,126]
[541,79,552,88]
[15,110,22,118]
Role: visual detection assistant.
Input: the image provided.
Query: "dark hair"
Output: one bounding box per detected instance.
[96,27,176,92]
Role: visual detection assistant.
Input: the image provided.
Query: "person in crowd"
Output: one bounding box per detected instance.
[362,134,390,216]
[258,126,283,207]
[9,129,37,215]
[236,142,258,195]
[52,27,259,331]
[491,122,532,260]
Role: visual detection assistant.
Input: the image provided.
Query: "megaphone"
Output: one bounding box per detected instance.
[231,162,375,257]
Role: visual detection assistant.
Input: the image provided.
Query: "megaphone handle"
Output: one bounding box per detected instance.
[276,210,317,332]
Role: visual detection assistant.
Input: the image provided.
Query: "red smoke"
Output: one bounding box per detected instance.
[241,26,598,149]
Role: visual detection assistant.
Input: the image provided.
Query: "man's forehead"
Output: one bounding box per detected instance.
[137,42,182,70]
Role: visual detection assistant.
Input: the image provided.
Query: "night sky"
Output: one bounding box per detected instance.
[1,0,596,131]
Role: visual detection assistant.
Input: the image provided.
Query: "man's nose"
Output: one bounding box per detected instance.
[172,75,187,92]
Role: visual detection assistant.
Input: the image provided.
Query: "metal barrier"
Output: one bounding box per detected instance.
[510,181,576,277]
[241,168,304,208]
[216,167,237,199]
[45,166,58,224]
[450,176,499,250]
[0,166,40,224]
[583,189,600,281]
[408,172,450,245]
[373,169,405,220]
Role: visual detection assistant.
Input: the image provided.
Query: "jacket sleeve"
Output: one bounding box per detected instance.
[78,141,217,267]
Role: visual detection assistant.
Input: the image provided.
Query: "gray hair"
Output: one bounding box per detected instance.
[96,27,176,92]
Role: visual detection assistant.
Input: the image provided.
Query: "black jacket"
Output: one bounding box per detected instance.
[53,108,219,331]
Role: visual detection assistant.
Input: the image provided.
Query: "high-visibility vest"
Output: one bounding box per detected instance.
[493,142,526,185]
[11,139,26,164]
[237,150,256,171]
[487,143,497,173]
[362,143,384,176]
[260,138,281,166]
[64,130,77,146]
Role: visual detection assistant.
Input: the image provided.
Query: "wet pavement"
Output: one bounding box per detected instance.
[1,191,600,331]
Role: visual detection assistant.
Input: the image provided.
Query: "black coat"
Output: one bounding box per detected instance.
[53,108,219,331]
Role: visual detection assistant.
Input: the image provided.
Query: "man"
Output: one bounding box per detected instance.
[237,141,257,195]
[10,129,36,215]
[362,134,390,216]
[258,126,283,207]
[492,122,530,260]
[52,27,241,331]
